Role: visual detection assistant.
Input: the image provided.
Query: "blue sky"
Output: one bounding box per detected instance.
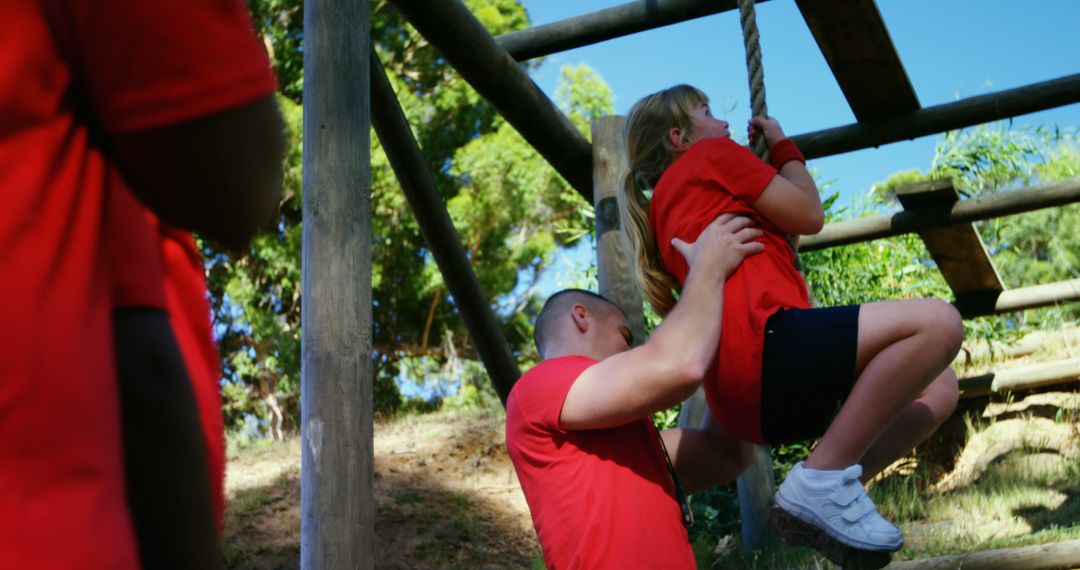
[517,0,1080,295]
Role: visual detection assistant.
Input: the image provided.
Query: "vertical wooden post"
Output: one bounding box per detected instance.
[301,0,372,567]
[591,116,645,343]
[737,446,778,550]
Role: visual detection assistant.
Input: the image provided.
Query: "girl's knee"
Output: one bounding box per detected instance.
[917,299,964,357]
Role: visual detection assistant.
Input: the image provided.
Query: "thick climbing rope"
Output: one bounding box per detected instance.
[737,0,807,271]
[738,0,770,162]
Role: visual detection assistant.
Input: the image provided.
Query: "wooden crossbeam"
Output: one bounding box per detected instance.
[895,180,1005,305]
[793,74,1080,160]
[958,279,1080,319]
[495,0,763,61]
[959,358,1080,399]
[388,0,594,201]
[801,177,1080,251]
[795,0,919,121]
[370,51,521,405]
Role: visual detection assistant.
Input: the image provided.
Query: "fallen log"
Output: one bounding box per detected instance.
[885,539,1080,569]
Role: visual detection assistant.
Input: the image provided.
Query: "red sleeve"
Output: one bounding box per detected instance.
[106,173,166,309]
[511,356,597,432]
[692,137,777,204]
[55,0,277,133]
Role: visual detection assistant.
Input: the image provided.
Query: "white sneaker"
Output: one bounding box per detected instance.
[774,462,903,552]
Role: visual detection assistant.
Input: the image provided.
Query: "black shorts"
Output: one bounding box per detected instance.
[760,305,860,445]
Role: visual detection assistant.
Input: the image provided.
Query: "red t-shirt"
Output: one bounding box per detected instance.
[0,1,275,567]
[160,226,227,532]
[506,356,696,570]
[108,180,168,309]
[650,137,811,444]
[108,188,228,531]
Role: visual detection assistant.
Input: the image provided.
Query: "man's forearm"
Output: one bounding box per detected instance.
[647,268,726,378]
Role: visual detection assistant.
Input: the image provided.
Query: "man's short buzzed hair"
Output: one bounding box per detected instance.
[533,289,623,359]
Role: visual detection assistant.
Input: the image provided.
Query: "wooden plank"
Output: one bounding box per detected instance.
[895,181,1005,300]
[370,51,520,405]
[389,0,594,201]
[592,116,647,344]
[959,358,1080,399]
[801,178,1080,251]
[795,0,919,121]
[958,279,1080,319]
[496,0,765,62]
[301,0,373,566]
[885,539,1080,569]
[792,74,1080,160]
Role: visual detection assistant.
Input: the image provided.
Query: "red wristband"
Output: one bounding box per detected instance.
[769,138,805,169]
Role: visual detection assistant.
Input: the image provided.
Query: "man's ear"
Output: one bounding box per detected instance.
[668,127,683,148]
[570,304,589,333]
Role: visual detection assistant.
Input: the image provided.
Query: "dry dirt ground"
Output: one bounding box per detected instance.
[222,330,1080,569]
[222,408,539,569]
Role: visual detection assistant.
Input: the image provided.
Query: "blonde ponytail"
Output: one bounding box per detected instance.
[617,85,709,317]
[619,172,678,316]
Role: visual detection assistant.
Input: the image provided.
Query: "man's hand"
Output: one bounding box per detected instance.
[671,214,764,278]
[748,116,786,148]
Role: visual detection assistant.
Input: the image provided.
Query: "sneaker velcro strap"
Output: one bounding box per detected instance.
[829,482,862,507]
[841,497,874,522]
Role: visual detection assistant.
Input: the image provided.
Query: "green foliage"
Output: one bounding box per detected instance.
[214,1,614,435]
[817,123,1079,351]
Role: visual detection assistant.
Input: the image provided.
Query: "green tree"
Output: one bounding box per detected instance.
[212,1,612,435]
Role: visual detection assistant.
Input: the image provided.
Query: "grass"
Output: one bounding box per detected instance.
[219,389,1079,569]
[690,393,1080,569]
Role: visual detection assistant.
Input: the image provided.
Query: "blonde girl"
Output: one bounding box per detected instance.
[619,85,962,564]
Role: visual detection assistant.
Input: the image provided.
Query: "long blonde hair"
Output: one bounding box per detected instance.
[618,84,709,317]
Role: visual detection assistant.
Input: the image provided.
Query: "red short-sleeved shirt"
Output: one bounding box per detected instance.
[506,356,696,570]
[1,1,274,566]
[108,192,228,531]
[160,226,227,532]
[650,137,811,444]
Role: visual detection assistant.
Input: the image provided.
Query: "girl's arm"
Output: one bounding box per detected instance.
[747,117,824,235]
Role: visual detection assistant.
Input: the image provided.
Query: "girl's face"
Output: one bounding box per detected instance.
[671,102,730,148]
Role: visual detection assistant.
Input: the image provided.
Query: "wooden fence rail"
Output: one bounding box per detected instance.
[802,178,1080,251]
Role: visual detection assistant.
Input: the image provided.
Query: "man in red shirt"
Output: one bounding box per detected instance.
[109,181,231,568]
[506,215,763,569]
[1,1,282,567]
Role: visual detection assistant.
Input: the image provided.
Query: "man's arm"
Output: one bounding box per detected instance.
[660,410,755,494]
[560,215,763,430]
[110,95,286,250]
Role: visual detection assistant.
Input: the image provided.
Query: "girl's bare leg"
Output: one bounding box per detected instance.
[857,369,959,480]
[805,299,963,472]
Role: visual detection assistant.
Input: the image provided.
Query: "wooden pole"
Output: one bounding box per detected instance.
[959,358,1080,399]
[793,74,1080,160]
[370,52,521,405]
[495,0,763,62]
[737,446,778,550]
[958,279,1080,319]
[301,0,372,566]
[884,539,1080,569]
[389,0,594,201]
[801,177,1080,252]
[591,116,646,343]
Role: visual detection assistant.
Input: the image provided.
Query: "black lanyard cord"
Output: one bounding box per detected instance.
[654,423,694,531]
